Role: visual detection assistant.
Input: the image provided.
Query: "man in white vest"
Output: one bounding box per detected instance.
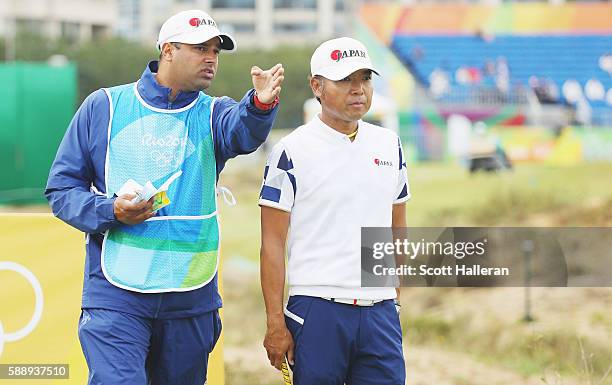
[259,37,409,384]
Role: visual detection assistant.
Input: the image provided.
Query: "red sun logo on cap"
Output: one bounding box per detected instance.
[189,18,200,27]
[330,49,342,62]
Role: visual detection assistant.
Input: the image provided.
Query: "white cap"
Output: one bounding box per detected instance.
[310,37,379,81]
[157,10,236,51]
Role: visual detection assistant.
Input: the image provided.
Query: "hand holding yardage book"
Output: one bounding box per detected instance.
[117,171,183,211]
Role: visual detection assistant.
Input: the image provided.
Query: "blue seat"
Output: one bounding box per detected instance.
[391,34,612,103]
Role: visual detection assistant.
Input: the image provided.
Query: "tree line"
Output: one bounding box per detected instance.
[0,34,315,129]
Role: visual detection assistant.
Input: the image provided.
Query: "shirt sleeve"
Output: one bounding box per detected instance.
[45,90,119,234]
[394,137,411,204]
[258,141,296,212]
[212,89,279,177]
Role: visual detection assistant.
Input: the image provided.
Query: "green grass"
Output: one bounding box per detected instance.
[406,162,612,226]
[218,161,612,263]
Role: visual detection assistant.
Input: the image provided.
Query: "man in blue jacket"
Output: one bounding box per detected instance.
[45,9,283,385]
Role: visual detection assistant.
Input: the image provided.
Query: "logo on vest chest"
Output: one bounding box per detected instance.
[141,134,188,168]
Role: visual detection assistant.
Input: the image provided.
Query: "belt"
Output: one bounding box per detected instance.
[322,297,384,307]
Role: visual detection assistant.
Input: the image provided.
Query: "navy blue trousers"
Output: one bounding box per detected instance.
[284,296,406,385]
[78,308,222,385]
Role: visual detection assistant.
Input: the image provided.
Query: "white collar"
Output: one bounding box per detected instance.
[312,114,362,143]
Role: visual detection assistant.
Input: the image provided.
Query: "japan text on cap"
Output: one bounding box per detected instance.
[157,10,236,51]
[310,37,379,81]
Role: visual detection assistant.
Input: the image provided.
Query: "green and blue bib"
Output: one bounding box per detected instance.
[101,83,219,293]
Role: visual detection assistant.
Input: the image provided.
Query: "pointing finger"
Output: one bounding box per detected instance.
[268,63,282,75]
[270,77,283,90]
[272,68,284,80]
[273,65,284,77]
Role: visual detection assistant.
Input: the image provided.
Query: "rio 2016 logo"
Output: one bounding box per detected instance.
[0,262,44,357]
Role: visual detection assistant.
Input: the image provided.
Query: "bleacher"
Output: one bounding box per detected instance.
[391,35,611,92]
[359,2,612,125]
[392,34,612,125]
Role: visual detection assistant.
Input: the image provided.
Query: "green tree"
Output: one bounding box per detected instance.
[208,44,315,129]
[69,38,157,104]
[2,34,315,129]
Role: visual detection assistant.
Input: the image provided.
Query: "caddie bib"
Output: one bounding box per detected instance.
[101,82,219,293]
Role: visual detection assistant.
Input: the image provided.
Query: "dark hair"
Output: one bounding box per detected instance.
[312,75,323,104]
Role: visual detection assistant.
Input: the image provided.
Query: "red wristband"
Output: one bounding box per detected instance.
[254,93,279,111]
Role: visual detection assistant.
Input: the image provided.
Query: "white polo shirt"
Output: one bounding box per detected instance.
[259,115,410,300]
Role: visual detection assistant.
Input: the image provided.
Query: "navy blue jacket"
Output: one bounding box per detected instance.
[45,61,277,318]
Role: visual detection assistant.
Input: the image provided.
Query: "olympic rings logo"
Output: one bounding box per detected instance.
[0,262,44,357]
[150,150,182,169]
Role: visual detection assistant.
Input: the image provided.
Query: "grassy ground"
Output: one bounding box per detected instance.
[217,159,612,385]
[3,159,610,384]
